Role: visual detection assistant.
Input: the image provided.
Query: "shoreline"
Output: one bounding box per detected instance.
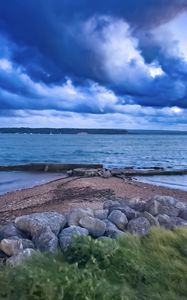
[1,175,187,225]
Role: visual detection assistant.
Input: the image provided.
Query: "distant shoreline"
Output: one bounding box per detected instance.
[0,128,128,135]
[1,128,187,134]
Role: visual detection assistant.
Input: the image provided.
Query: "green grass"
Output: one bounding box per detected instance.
[0,228,187,300]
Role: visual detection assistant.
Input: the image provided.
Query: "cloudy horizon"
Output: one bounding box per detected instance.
[0,0,187,129]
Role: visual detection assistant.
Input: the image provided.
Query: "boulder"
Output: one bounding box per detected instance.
[175,201,187,211]
[79,216,106,237]
[127,198,147,212]
[103,200,120,210]
[127,217,151,236]
[147,196,180,217]
[0,238,34,257]
[0,223,28,241]
[154,195,177,207]
[15,212,66,237]
[94,209,109,220]
[67,208,93,226]
[104,220,125,238]
[98,169,112,178]
[108,210,128,230]
[142,212,159,226]
[33,228,58,253]
[146,199,160,216]
[59,226,89,250]
[7,248,36,266]
[179,207,187,221]
[157,214,187,230]
[115,206,140,220]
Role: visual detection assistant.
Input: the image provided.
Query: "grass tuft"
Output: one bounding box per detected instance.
[0,227,187,299]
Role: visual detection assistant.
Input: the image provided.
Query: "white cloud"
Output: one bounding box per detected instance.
[0,58,12,72]
[149,64,164,78]
[166,12,187,61]
[0,47,186,130]
[1,105,187,130]
[162,106,183,115]
[82,15,164,87]
[152,12,187,61]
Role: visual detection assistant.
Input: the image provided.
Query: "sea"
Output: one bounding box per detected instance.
[1,132,187,194]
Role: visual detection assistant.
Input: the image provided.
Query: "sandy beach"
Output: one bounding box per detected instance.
[1,175,187,224]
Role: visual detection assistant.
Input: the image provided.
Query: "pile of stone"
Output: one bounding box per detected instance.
[70,168,112,178]
[0,195,187,266]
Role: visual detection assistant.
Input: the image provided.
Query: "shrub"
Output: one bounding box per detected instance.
[0,228,187,300]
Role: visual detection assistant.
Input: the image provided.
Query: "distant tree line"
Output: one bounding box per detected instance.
[0,128,128,135]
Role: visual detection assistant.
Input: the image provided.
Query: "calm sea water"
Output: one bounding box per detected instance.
[0,171,66,195]
[136,175,187,192]
[1,133,187,194]
[0,133,187,169]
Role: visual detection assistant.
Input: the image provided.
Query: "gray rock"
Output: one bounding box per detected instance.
[175,201,187,211]
[79,216,106,237]
[19,239,35,250]
[154,195,177,207]
[98,169,112,178]
[146,199,160,216]
[114,206,140,220]
[15,212,66,237]
[179,207,187,221]
[0,238,34,257]
[72,168,99,177]
[157,214,175,229]
[0,223,28,241]
[104,220,125,238]
[103,200,120,210]
[59,226,89,250]
[0,239,23,256]
[66,170,73,176]
[33,228,58,253]
[147,196,180,217]
[67,208,93,226]
[108,210,128,230]
[127,217,151,236]
[143,212,159,226]
[127,198,147,212]
[157,214,187,230]
[7,248,36,266]
[94,209,109,220]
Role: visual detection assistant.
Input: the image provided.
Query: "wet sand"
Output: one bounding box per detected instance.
[0,176,187,224]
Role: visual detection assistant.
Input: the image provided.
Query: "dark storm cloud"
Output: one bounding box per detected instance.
[0,0,187,114]
[0,0,187,81]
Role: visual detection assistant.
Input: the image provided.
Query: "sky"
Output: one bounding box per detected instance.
[0,0,187,129]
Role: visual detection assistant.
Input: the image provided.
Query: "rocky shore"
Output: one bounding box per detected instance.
[1,165,187,267]
[1,169,187,224]
[0,194,187,266]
